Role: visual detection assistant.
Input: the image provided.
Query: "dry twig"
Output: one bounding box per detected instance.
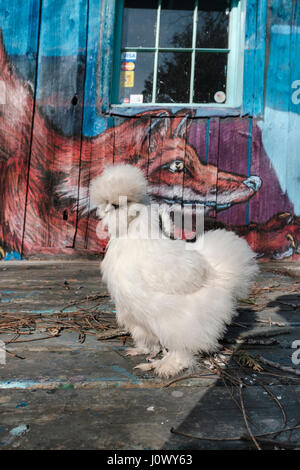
[258,356,300,377]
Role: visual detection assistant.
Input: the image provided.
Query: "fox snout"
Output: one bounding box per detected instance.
[243,176,262,192]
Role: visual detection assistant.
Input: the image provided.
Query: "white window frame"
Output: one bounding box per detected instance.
[111,0,246,108]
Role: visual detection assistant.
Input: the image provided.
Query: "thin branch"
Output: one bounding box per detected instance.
[0,344,25,360]
[96,329,128,340]
[163,373,217,388]
[170,424,300,442]
[238,385,261,450]
[258,356,300,377]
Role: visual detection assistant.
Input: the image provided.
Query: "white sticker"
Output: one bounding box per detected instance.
[121,51,137,61]
[130,94,143,104]
[214,91,226,103]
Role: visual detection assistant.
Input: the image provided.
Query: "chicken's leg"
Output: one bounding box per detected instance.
[134,350,195,378]
[125,325,161,357]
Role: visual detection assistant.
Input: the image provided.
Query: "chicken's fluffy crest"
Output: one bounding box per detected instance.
[89,164,148,207]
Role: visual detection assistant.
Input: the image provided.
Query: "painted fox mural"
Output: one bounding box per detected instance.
[0,30,299,261]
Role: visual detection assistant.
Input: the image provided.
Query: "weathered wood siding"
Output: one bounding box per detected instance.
[0,0,299,261]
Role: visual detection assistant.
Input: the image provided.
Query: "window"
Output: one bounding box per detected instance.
[111,0,245,107]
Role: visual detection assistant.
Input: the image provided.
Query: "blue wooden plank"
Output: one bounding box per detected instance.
[286,0,300,215]
[0,0,40,56]
[111,0,124,107]
[242,0,258,115]
[258,0,299,214]
[264,6,295,113]
[252,0,268,116]
[24,0,89,251]
[75,0,113,250]
[36,0,88,57]
[242,0,268,116]
[36,0,88,100]
[82,0,109,137]
[98,0,118,114]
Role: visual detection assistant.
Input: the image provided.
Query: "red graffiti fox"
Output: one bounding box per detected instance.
[0,29,299,260]
[60,111,262,216]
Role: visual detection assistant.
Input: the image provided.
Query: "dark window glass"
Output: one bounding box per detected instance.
[156,52,191,103]
[159,0,194,48]
[119,52,154,104]
[119,0,232,104]
[196,1,230,48]
[122,0,158,48]
[193,52,227,103]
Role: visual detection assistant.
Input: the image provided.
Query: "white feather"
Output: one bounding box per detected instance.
[91,164,258,378]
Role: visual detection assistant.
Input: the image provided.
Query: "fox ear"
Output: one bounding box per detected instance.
[143,111,170,152]
[172,110,195,138]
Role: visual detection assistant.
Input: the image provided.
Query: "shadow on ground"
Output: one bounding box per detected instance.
[162,290,300,450]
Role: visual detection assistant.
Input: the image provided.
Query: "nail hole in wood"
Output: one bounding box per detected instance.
[71,95,78,106]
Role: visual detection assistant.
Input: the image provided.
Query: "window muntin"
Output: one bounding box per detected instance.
[113,0,244,107]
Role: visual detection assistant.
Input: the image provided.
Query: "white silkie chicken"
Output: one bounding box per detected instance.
[90,164,258,378]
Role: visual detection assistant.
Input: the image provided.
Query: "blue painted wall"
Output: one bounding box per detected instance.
[258,0,300,214]
[0,0,299,260]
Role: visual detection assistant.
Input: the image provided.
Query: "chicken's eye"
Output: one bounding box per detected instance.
[167,160,185,173]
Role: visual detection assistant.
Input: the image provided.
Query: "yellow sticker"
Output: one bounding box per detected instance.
[120,71,134,88]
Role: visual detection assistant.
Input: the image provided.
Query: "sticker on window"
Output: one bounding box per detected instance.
[120,71,134,88]
[121,51,137,61]
[121,61,136,71]
[130,94,143,104]
[214,91,226,103]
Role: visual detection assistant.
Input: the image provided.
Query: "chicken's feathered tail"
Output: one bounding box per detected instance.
[197,229,258,299]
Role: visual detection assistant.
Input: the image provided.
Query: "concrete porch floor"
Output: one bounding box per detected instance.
[0,260,300,450]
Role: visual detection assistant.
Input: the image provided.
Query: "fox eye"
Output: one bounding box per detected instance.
[165,160,185,173]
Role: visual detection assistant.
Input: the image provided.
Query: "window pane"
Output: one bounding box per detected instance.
[118,52,154,104]
[193,52,227,103]
[156,52,191,103]
[122,0,158,48]
[159,0,194,48]
[196,0,230,48]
